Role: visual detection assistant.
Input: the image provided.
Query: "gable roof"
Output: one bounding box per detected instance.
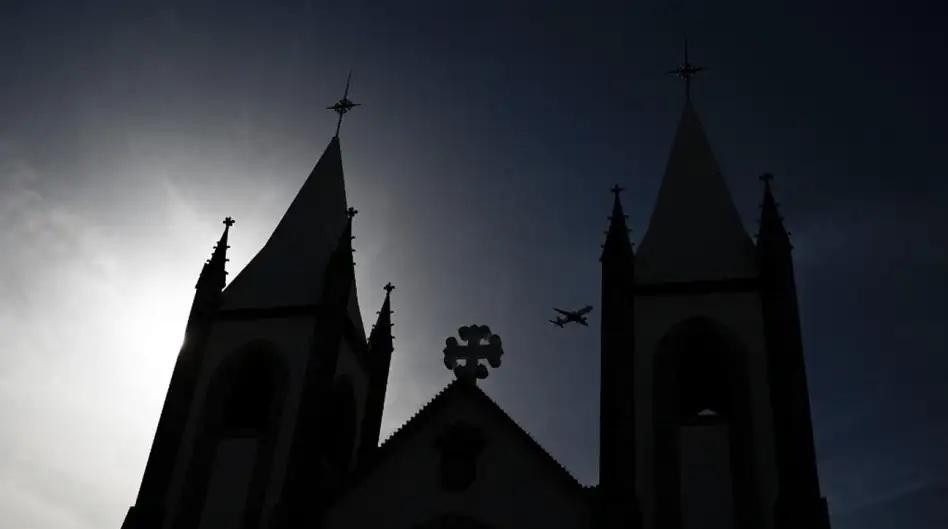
[346,380,583,494]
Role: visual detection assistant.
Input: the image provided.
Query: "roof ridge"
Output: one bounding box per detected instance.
[372,381,582,490]
[377,380,460,448]
[470,385,583,488]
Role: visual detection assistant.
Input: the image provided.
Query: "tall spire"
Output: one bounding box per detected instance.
[368,282,395,356]
[343,206,357,267]
[757,173,792,249]
[636,100,757,282]
[185,216,235,329]
[222,136,353,307]
[320,203,358,305]
[756,173,831,528]
[359,282,396,463]
[601,184,633,261]
[195,217,234,293]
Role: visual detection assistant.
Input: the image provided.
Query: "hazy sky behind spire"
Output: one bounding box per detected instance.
[1,1,946,528]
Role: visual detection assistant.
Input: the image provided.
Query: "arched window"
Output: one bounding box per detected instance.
[653,317,758,529]
[175,344,288,529]
[219,350,280,435]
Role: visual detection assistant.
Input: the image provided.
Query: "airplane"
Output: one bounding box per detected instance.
[549,305,593,327]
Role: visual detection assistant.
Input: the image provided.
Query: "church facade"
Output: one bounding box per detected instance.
[120,91,832,529]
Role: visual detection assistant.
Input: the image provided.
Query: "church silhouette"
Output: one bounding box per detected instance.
[120,70,833,529]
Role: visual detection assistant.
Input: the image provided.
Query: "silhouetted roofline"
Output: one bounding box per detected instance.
[335,380,584,502]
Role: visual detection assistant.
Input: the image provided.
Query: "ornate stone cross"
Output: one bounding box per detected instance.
[666,37,706,101]
[443,325,503,383]
[327,71,361,137]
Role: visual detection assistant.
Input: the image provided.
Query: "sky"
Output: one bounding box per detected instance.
[1,0,946,528]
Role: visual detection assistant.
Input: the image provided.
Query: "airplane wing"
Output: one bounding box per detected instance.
[553,308,571,316]
[577,306,593,315]
[579,319,589,326]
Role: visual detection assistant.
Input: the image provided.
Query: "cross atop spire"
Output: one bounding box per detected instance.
[346,206,359,219]
[383,282,395,295]
[327,71,361,138]
[211,216,233,266]
[610,184,625,198]
[667,37,706,101]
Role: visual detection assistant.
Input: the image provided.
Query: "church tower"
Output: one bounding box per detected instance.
[599,186,639,529]
[599,53,831,529]
[121,86,396,529]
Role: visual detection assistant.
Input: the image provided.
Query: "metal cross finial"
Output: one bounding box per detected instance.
[384,282,395,295]
[223,216,236,228]
[327,71,361,138]
[667,36,706,101]
[346,206,358,219]
[610,184,625,198]
[443,325,504,384]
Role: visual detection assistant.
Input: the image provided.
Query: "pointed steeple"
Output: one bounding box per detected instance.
[636,100,757,282]
[222,137,352,305]
[599,185,639,526]
[195,217,234,293]
[188,217,234,323]
[320,205,358,306]
[757,173,792,250]
[368,282,395,356]
[358,282,396,463]
[601,184,634,262]
[309,204,366,341]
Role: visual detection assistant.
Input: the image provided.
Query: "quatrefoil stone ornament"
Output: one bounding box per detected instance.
[443,325,503,383]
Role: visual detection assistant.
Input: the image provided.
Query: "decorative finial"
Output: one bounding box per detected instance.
[443,325,503,384]
[610,184,625,198]
[667,36,705,101]
[346,206,359,219]
[383,282,395,295]
[327,71,361,138]
[223,216,236,228]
